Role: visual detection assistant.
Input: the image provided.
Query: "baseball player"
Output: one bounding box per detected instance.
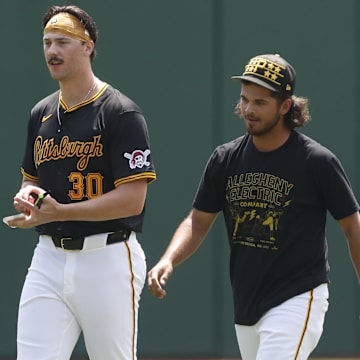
[148,54,360,359]
[4,5,156,360]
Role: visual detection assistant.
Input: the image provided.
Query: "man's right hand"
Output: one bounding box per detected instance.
[147,260,173,299]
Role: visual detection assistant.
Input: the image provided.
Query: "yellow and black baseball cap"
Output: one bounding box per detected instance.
[231,54,296,95]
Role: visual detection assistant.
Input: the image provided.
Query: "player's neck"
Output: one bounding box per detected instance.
[59,74,99,108]
[252,126,292,152]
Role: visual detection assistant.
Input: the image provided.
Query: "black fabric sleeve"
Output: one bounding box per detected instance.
[313,151,359,220]
[192,147,226,213]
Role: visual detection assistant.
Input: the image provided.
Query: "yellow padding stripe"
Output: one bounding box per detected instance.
[21,168,39,182]
[294,289,314,359]
[124,241,136,360]
[114,172,156,187]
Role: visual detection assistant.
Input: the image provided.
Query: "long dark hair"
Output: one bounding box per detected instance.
[272,92,311,129]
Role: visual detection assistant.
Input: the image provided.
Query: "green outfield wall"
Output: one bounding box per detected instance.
[0,0,359,358]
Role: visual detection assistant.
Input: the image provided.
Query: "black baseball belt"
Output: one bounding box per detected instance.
[50,229,132,250]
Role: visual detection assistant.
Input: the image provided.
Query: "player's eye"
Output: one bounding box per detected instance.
[240,96,248,105]
[255,100,267,106]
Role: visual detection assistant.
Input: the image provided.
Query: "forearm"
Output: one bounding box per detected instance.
[161,217,202,267]
[338,212,360,283]
[21,179,40,188]
[147,209,218,299]
[56,184,146,222]
[11,179,148,228]
[347,235,360,283]
[161,210,218,268]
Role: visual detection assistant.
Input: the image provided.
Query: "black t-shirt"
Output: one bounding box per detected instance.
[193,131,359,325]
[21,84,156,237]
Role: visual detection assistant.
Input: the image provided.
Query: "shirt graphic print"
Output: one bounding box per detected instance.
[227,171,294,250]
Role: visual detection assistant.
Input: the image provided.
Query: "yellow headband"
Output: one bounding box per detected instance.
[44,12,91,42]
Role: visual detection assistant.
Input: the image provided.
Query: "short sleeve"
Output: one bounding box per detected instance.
[313,152,359,220]
[108,111,156,186]
[193,147,226,213]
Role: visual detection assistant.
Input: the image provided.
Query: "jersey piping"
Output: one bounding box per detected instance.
[59,83,109,112]
[115,172,156,187]
[294,289,314,359]
[124,241,137,360]
[21,169,39,182]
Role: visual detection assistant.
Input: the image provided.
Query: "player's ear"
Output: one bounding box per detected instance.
[83,40,94,57]
[280,98,292,116]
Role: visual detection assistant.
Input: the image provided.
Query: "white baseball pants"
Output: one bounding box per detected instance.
[16,232,146,360]
[235,283,329,360]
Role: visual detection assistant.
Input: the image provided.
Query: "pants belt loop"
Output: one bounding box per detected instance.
[82,233,109,251]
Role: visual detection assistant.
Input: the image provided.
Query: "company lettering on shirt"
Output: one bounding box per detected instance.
[226,172,294,206]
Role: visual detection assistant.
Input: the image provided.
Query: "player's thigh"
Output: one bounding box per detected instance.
[256,283,329,360]
[235,324,260,360]
[76,234,146,359]
[17,294,81,360]
[17,244,81,360]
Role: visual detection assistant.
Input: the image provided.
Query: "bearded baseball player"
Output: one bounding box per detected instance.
[3,5,156,360]
[148,54,360,359]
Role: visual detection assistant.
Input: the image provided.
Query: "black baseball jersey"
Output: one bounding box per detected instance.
[21,84,156,238]
[193,131,359,325]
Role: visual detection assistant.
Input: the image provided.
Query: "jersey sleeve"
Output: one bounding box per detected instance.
[21,111,40,182]
[108,111,156,186]
[20,92,59,182]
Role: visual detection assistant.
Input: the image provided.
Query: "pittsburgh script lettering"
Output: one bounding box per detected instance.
[34,135,103,171]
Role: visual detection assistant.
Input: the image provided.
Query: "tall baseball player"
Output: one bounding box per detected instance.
[3,5,156,360]
[148,54,360,359]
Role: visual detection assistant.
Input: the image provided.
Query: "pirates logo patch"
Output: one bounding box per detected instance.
[124,149,150,169]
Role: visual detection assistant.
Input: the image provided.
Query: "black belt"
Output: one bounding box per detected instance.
[51,229,131,250]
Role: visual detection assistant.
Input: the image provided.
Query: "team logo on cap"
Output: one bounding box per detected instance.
[124,149,150,169]
[243,57,286,86]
